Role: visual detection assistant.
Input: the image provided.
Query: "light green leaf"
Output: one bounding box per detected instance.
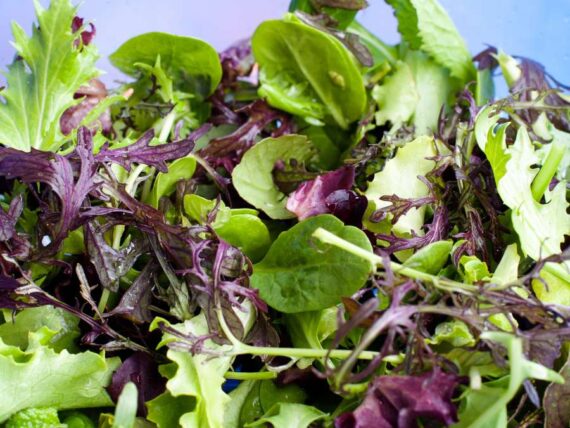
[403,240,452,274]
[427,321,475,347]
[0,0,99,151]
[216,214,271,262]
[373,61,419,127]
[475,108,570,260]
[245,403,327,428]
[365,135,438,235]
[252,14,366,128]
[149,157,196,208]
[232,135,314,220]
[146,391,195,428]
[0,306,80,352]
[5,407,62,428]
[0,333,120,422]
[532,262,570,305]
[386,0,475,81]
[251,215,372,313]
[458,255,491,284]
[492,244,520,286]
[110,32,221,98]
[149,313,245,428]
[454,332,563,428]
[112,383,138,428]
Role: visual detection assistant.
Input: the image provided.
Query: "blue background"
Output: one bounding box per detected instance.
[0,1,569,90]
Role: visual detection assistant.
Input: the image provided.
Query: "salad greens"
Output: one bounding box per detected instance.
[0,0,568,427]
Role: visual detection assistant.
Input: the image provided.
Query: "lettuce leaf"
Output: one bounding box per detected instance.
[0,0,99,152]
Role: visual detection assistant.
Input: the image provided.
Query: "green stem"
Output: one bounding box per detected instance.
[224,371,277,380]
[98,288,111,314]
[531,138,564,201]
[215,308,378,362]
[312,228,477,295]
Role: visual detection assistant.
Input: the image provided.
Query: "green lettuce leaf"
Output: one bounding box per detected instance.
[0,0,99,151]
[386,0,475,81]
[0,331,120,422]
[244,403,327,428]
[475,108,570,260]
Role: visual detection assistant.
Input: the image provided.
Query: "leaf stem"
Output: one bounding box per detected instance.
[224,371,277,380]
[531,138,564,201]
[312,228,477,295]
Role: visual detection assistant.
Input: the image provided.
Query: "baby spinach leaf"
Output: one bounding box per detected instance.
[110,32,222,98]
[150,157,197,208]
[232,135,315,220]
[252,14,366,128]
[245,403,327,428]
[403,240,452,275]
[216,214,271,263]
[0,0,99,151]
[251,215,372,313]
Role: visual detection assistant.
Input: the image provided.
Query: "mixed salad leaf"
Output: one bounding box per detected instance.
[0,0,568,426]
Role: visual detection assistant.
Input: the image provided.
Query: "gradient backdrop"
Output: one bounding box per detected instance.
[0,0,569,92]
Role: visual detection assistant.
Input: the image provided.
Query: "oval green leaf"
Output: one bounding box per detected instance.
[150,157,196,208]
[251,215,372,313]
[110,32,222,97]
[232,135,315,220]
[252,15,366,129]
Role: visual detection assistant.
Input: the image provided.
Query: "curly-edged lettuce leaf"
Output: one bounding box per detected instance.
[386,0,475,82]
[252,14,366,128]
[147,313,242,428]
[475,108,570,260]
[0,330,120,422]
[0,0,99,151]
[365,135,438,235]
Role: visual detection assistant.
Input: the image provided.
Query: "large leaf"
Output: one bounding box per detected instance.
[110,32,221,97]
[251,215,372,313]
[232,135,315,220]
[0,331,119,422]
[0,0,99,151]
[475,108,570,260]
[252,14,366,128]
[386,0,475,82]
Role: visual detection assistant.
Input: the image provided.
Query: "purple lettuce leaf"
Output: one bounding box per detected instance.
[286,165,357,220]
[336,369,462,428]
[0,195,23,241]
[108,352,165,417]
[95,124,210,172]
[60,79,111,136]
[0,127,100,252]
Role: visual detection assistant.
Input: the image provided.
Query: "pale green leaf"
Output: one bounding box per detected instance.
[0,333,119,422]
[0,0,99,151]
[365,135,438,235]
[232,135,314,220]
[245,403,327,428]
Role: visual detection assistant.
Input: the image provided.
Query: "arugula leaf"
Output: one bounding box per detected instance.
[0,332,120,422]
[386,0,475,81]
[252,14,366,128]
[245,403,327,428]
[110,32,222,98]
[0,0,99,151]
[232,135,315,220]
[475,108,570,260]
[252,215,372,313]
